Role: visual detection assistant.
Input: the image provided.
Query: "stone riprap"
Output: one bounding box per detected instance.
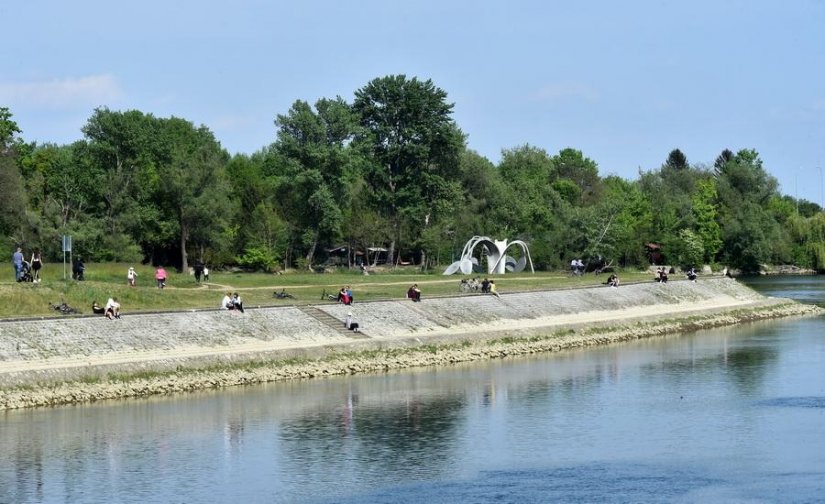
[0,278,818,396]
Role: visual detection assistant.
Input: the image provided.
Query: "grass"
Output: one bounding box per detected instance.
[1,262,657,319]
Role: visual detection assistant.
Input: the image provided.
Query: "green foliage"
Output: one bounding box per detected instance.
[353,75,465,262]
[236,245,279,272]
[552,147,601,205]
[0,107,23,153]
[691,178,723,262]
[0,86,817,275]
[671,229,705,268]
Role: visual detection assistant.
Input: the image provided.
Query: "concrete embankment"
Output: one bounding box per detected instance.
[1,277,822,410]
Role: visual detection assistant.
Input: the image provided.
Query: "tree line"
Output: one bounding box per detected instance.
[2,75,824,274]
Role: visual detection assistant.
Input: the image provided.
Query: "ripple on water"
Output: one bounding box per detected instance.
[757,396,825,408]
[318,463,722,504]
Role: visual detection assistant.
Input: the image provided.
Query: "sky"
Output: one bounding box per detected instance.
[3,0,825,205]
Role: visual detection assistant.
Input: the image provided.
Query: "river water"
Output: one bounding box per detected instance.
[1,277,824,503]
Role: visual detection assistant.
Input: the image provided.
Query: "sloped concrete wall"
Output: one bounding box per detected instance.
[0,278,767,386]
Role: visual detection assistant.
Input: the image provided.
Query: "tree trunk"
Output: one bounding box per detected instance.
[387,239,396,269]
[180,219,189,273]
[305,231,319,270]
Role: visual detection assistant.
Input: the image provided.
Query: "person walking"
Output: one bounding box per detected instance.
[12,247,23,281]
[127,266,138,287]
[193,260,204,283]
[30,249,42,282]
[155,266,167,289]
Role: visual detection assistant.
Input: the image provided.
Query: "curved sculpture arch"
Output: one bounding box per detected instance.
[443,236,535,275]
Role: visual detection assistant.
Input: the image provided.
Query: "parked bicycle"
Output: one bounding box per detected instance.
[273,289,295,299]
[459,278,480,293]
[50,302,80,315]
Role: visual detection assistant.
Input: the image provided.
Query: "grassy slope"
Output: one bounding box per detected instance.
[1,262,657,319]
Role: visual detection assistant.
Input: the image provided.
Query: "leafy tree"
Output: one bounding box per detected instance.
[721,201,780,271]
[671,228,705,268]
[353,75,464,265]
[0,153,27,245]
[81,108,163,259]
[716,149,778,207]
[226,152,284,267]
[599,176,654,266]
[274,98,359,269]
[497,144,558,235]
[0,107,23,154]
[691,178,723,263]
[552,147,601,205]
[155,117,232,272]
[0,108,28,246]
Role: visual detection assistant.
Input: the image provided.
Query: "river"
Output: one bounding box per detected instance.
[1,276,823,503]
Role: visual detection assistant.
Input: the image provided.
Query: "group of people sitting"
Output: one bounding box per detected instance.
[654,266,698,283]
[458,277,500,297]
[480,278,499,296]
[337,286,354,305]
[655,267,670,283]
[606,273,620,287]
[221,292,244,312]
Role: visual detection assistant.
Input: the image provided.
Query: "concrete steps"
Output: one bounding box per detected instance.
[297,306,370,339]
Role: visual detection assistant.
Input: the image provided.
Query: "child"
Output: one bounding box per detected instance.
[127,267,138,287]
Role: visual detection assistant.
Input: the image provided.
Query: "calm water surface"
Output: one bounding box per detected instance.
[1,277,824,503]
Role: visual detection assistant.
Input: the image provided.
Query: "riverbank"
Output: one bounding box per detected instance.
[2,278,822,410]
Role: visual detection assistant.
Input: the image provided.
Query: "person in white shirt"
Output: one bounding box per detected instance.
[232,292,244,313]
[105,297,121,319]
[221,292,233,310]
[127,267,138,287]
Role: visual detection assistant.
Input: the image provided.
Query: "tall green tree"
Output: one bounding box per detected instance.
[665,148,688,170]
[497,144,558,234]
[82,108,163,259]
[0,107,23,154]
[154,117,232,271]
[551,147,601,205]
[691,178,723,263]
[274,97,359,269]
[0,108,28,246]
[353,75,464,265]
[715,149,781,270]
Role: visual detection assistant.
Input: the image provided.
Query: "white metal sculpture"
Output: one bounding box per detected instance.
[443,236,535,275]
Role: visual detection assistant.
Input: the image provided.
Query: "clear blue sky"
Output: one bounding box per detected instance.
[3,0,824,204]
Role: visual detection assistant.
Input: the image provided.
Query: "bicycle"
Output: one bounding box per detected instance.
[273,289,295,299]
[459,278,480,293]
[320,289,338,301]
[50,302,80,315]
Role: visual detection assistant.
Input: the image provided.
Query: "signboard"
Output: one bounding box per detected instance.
[62,235,72,253]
